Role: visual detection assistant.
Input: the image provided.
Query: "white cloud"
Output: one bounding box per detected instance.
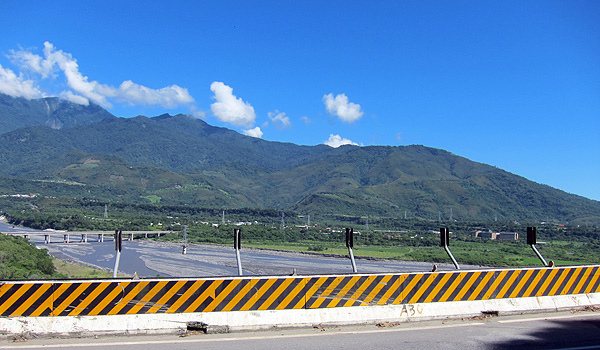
[8,42,195,109]
[10,45,56,78]
[268,110,291,129]
[210,81,256,127]
[117,80,193,108]
[189,105,207,119]
[323,93,364,123]
[0,64,43,99]
[13,42,115,107]
[243,126,263,138]
[59,90,89,105]
[300,116,311,125]
[396,132,403,142]
[324,134,358,148]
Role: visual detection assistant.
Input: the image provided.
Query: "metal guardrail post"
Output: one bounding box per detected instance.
[441,227,460,269]
[346,228,358,273]
[234,228,243,276]
[527,227,552,267]
[113,230,122,278]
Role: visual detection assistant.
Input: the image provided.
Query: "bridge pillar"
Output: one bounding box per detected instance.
[129,233,134,241]
[145,233,148,238]
[63,234,70,243]
[44,234,50,244]
[24,234,29,239]
[81,234,87,243]
[98,234,104,242]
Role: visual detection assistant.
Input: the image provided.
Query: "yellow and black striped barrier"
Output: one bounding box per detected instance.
[1,265,599,318]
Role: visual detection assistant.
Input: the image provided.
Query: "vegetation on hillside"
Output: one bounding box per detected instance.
[1,93,599,224]
[2,197,599,271]
[0,92,114,135]
[1,93,599,279]
[0,234,61,279]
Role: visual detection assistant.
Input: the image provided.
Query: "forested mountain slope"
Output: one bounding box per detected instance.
[1,94,598,224]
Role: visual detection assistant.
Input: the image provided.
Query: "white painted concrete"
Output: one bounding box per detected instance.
[1,293,598,338]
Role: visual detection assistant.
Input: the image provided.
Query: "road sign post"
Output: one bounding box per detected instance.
[113,230,122,278]
[346,228,358,273]
[527,227,552,267]
[234,228,243,276]
[440,227,460,269]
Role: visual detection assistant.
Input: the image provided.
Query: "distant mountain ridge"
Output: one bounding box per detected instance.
[1,93,599,224]
[0,93,115,134]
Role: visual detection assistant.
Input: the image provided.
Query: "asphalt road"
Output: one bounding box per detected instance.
[1,310,599,349]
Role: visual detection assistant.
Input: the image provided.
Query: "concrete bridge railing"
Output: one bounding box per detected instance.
[1,231,175,244]
[1,264,599,336]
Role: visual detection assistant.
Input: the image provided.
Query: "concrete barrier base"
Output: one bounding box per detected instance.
[1,293,598,338]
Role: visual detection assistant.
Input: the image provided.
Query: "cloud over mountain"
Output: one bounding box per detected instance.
[0,64,43,99]
[7,42,194,109]
[243,126,263,138]
[324,134,358,148]
[323,93,364,123]
[210,81,256,127]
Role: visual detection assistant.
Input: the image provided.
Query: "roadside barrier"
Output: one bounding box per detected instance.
[1,265,599,318]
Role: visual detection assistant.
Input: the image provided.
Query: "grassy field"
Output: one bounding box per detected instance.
[244,240,596,268]
[49,238,595,279]
[52,259,125,278]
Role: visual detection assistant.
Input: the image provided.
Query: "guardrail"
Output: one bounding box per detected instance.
[1,265,598,318]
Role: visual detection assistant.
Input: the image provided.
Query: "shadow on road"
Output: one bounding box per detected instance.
[489,313,600,349]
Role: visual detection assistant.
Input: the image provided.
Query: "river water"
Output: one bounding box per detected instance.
[1,222,460,278]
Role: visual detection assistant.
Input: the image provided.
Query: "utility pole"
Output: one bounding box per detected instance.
[280,210,285,230]
[222,210,225,224]
[366,215,369,230]
[104,204,108,219]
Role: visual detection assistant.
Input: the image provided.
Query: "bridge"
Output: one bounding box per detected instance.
[2,230,175,244]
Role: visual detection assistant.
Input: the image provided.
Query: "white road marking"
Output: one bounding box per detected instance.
[498,312,600,324]
[0,322,486,349]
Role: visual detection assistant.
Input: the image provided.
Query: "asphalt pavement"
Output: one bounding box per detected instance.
[1,310,599,349]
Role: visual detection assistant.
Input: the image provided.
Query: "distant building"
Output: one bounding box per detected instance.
[474,230,495,239]
[479,230,497,239]
[473,230,518,241]
[497,232,519,240]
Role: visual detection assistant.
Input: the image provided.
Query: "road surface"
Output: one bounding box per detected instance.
[1,310,599,349]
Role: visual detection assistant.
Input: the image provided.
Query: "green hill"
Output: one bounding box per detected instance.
[0,94,599,224]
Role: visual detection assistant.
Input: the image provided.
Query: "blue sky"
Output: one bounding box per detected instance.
[1,1,599,201]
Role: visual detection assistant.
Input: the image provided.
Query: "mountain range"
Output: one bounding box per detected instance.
[1,93,599,224]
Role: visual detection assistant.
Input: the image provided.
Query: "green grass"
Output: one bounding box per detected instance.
[52,258,125,278]
[140,195,161,203]
[242,239,599,268]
